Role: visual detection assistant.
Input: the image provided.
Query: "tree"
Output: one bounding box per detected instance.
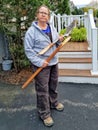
[0,0,55,71]
[56,0,70,15]
[0,0,71,71]
[95,9,98,18]
[71,7,84,15]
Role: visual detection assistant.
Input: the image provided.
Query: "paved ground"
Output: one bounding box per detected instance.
[0,81,98,130]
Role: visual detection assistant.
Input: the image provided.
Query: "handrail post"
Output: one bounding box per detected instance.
[50,12,54,26]
[91,28,98,75]
[57,14,61,33]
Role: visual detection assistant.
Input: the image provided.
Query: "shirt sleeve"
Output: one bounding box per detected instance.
[24,29,44,67]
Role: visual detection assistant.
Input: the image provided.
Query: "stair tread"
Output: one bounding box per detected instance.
[59,69,98,77]
[58,41,97,78]
[59,58,92,63]
[60,41,90,52]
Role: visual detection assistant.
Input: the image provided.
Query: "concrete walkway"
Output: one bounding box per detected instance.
[0,81,98,130]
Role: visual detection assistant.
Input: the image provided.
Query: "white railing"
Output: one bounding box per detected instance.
[50,12,86,33]
[88,10,98,75]
[50,10,98,75]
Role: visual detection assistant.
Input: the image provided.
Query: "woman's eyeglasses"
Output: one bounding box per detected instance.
[38,11,49,16]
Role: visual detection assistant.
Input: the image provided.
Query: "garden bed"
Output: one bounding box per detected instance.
[0,67,32,85]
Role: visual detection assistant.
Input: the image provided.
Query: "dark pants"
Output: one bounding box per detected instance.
[32,64,58,120]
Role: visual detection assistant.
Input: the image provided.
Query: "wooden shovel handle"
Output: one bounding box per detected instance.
[22,36,71,89]
[22,67,42,89]
[38,43,55,55]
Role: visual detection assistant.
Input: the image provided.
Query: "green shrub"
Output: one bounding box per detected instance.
[71,27,87,42]
[59,28,66,35]
[60,27,87,42]
[9,43,30,72]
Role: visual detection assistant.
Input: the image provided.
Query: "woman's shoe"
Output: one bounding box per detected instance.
[43,116,54,127]
[55,103,64,111]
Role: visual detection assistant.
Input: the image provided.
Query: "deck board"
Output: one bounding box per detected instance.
[59,69,98,77]
[59,58,92,63]
[60,41,90,52]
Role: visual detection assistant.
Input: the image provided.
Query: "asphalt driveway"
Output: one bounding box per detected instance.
[0,81,98,130]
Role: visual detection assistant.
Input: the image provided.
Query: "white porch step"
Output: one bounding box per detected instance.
[58,63,92,70]
[58,76,98,84]
[58,51,92,58]
[58,69,98,84]
[58,57,92,70]
[58,41,98,84]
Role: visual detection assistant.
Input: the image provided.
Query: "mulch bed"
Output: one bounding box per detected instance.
[0,67,32,85]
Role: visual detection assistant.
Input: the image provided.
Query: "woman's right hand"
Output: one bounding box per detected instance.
[42,60,48,68]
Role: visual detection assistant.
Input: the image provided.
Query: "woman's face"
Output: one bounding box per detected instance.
[37,6,50,23]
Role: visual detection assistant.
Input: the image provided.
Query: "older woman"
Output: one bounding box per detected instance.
[24,5,64,127]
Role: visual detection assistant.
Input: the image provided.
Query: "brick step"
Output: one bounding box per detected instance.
[58,69,98,77]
